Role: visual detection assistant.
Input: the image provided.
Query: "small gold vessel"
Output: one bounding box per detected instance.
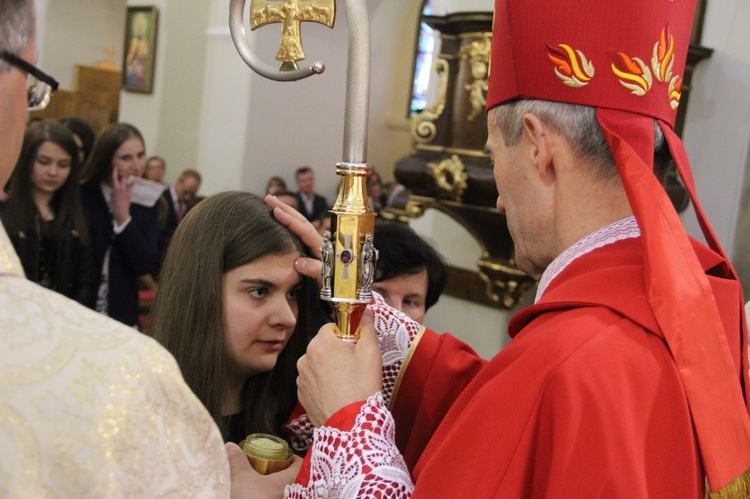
[239,433,294,475]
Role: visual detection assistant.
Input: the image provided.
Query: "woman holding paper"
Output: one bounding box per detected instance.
[80,122,158,328]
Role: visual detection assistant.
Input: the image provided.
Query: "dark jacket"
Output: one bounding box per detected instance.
[4,216,98,308]
[155,188,179,277]
[80,182,158,327]
[295,192,329,223]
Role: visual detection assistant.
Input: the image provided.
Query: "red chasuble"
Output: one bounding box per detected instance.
[390,236,743,497]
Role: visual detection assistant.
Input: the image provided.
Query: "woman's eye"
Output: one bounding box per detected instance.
[249,288,268,299]
[287,287,301,301]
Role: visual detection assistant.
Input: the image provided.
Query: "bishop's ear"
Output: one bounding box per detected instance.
[521,113,556,184]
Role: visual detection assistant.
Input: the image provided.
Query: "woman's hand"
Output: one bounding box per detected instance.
[225,442,302,499]
[111,167,133,226]
[265,194,324,286]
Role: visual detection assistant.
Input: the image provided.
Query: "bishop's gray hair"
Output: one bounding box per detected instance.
[0,0,35,73]
[491,99,669,182]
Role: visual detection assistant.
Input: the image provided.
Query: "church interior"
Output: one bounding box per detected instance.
[30,0,750,358]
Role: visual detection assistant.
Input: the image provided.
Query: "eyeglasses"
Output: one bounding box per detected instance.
[0,51,59,111]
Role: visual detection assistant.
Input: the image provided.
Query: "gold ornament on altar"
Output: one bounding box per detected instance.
[459,33,491,122]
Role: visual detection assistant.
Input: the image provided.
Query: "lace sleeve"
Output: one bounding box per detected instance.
[284,293,421,452]
[285,392,414,498]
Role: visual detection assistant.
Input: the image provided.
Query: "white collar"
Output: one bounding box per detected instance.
[535,216,640,303]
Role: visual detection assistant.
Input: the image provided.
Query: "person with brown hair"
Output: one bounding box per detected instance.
[79,122,158,327]
[265,175,287,195]
[143,154,166,184]
[0,120,96,307]
[149,191,310,455]
[58,115,95,165]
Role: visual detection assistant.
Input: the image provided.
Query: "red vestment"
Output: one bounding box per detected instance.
[390,236,743,497]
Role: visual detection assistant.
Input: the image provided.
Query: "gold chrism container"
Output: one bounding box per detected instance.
[239,433,294,475]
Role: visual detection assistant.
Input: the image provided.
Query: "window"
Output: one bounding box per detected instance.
[409,0,436,117]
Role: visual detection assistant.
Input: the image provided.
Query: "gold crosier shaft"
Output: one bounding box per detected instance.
[229,0,375,341]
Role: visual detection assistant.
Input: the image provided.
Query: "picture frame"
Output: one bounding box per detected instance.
[121,6,159,93]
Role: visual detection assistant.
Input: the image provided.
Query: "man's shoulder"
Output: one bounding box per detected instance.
[0,274,230,496]
[514,305,669,373]
[0,273,164,364]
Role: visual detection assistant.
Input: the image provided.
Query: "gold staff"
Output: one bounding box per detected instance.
[228,0,375,341]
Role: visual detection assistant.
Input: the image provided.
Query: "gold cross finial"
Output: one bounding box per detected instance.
[249,0,335,71]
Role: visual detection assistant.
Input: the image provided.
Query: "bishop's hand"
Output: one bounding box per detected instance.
[297,311,383,427]
[265,194,324,287]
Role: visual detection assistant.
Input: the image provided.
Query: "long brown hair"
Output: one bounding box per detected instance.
[148,191,310,440]
[80,122,144,186]
[2,120,89,245]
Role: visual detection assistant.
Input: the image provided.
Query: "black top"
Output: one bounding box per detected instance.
[224,413,248,444]
[2,210,97,308]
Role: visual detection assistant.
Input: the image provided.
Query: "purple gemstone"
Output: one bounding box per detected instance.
[340,250,352,265]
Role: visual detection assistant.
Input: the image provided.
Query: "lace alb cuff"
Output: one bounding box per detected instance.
[286,392,414,498]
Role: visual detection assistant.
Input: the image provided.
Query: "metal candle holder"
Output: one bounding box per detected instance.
[229,0,376,341]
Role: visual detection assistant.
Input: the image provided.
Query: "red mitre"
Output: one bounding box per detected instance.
[487,0,750,495]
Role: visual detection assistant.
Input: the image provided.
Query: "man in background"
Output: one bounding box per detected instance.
[0,2,227,494]
[156,168,201,272]
[294,165,328,229]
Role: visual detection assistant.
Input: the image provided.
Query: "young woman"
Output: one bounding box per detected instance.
[148,191,311,443]
[1,120,97,307]
[80,122,158,327]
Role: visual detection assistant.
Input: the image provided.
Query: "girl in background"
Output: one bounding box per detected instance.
[1,120,96,307]
[149,191,310,443]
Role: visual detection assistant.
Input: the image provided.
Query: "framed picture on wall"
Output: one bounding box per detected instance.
[121,6,159,93]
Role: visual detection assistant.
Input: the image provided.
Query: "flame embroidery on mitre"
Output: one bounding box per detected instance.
[611,52,653,96]
[651,24,675,83]
[651,24,684,109]
[668,74,682,109]
[547,44,594,88]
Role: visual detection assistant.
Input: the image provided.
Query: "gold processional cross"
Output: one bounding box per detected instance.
[249,0,335,71]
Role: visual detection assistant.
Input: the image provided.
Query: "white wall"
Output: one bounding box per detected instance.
[681,1,750,258]
[194,1,253,196]
[119,0,211,185]
[37,0,125,90]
